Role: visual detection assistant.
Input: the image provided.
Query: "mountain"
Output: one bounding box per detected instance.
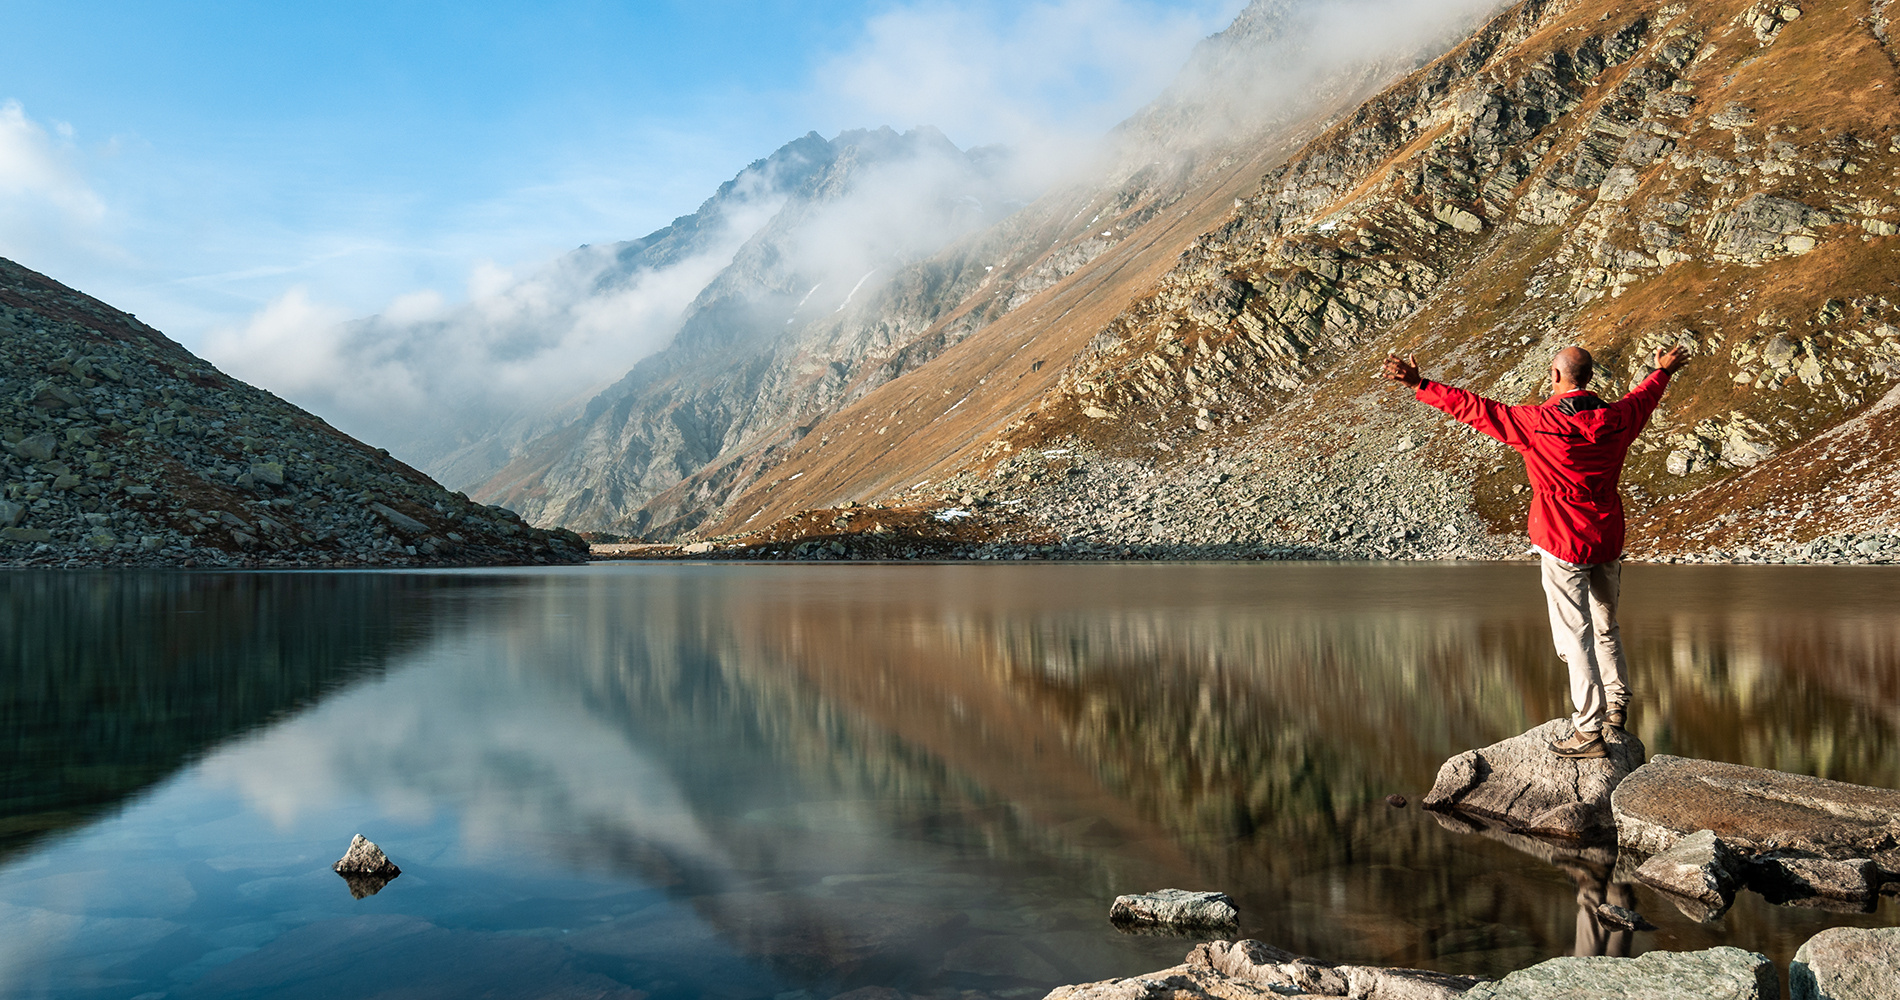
[468,0,1501,539]
[0,257,587,567]
[691,0,1900,565]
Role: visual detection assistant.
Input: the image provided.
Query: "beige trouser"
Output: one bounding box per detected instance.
[1540,554,1630,735]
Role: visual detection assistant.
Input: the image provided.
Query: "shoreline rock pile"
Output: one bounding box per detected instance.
[1,257,587,569]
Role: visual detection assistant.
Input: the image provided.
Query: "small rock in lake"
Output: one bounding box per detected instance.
[1594,903,1657,932]
[1109,888,1238,928]
[334,833,401,898]
[334,833,401,875]
[1386,794,1407,808]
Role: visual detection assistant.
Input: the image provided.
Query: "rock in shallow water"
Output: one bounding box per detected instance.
[1611,755,1900,878]
[1109,889,1238,928]
[1633,829,1744,921]
[333,833,401,897]
[1462,946,1775,1000]
[1791,926,1900,1000]
[1422,719,1644,840]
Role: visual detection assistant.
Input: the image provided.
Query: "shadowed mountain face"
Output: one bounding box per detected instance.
[0,571,481,860]
[689,0,1900,563]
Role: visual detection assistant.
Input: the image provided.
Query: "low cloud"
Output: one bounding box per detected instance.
[817,0,1245,188]
[205,231,758,476]
[0,100,114,270]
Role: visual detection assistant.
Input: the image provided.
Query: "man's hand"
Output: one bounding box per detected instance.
[1382,353,1422,389]
[1653,344,1690,374]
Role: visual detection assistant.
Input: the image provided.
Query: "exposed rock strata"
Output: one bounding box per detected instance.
[1423,719,1646,839]
[0,257,586,568]
[687,0,1900,567]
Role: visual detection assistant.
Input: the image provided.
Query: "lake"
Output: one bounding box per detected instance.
[2,563,1896,999]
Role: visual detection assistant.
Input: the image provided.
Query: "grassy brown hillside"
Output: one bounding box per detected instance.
[695,0,1900,565]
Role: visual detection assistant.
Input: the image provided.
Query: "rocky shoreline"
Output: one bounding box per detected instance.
[1044,728,1900,1000]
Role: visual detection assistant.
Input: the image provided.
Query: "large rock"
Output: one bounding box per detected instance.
[1633,830,1745,920]
[1461,947,1775,1000]
[1791,927,1900,1000]
[1043,940,1482,1000]
[1423,719,1645,839]
[1611,755,1900,876]
[1110,889,1238,928]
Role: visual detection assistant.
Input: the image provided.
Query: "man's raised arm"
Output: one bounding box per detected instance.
[1382,353,1526,447]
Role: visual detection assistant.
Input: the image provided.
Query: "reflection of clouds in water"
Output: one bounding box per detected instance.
[197,630,731,877]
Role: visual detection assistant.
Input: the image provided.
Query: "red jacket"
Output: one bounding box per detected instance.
[1415,369,1672,565]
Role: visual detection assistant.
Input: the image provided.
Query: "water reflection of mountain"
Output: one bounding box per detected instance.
[516,565,1900,977]
[0,571,473,860]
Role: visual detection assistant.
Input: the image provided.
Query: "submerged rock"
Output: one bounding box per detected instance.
[1633,830,1744,921]
[1109,889,1238,929]
[1593,903,1656,932]
[1791,927,1900,1000]
[1423,719,1645,840]
[1462,947,1775,1000]
[1611,755,1900,871]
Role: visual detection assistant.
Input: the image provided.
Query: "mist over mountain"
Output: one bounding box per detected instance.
[467,0,1507,537]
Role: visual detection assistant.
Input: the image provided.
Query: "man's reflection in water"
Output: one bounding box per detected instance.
[1568,862,1636,958]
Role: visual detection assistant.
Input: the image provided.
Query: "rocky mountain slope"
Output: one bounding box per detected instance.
[459,125,1024,531]
[478,0,1497,540]
[690,0,1900,565]
[0,258,586,568]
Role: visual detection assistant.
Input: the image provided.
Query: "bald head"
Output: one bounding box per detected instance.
[1552,347,1593,390]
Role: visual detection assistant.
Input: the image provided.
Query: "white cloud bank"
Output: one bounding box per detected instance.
[0,100,116,271]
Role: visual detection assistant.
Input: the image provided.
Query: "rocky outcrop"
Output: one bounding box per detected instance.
[1043,939,1483,1000]
[1632,829,1745,920]
[1791,927,1900,1000]
[1460,947,1776,1000]
[1610,754,1900,869]
[1109,889,1238,929]
[0,258,587,568]
[1423,719,1646,839]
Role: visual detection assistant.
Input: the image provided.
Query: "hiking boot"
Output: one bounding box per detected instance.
[1549,728,1608,759]
[1606,704,1628,730]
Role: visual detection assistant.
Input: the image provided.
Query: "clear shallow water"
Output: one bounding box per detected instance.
[1,563,1896,999]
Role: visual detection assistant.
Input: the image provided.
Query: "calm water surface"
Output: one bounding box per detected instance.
[1,563,1896,999]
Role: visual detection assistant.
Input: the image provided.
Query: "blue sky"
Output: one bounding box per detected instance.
[0,0,1240,350]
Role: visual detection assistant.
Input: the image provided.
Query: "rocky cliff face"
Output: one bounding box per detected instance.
[0,258,586,568]
[703,0,1900,564]
[477,0,1493,540]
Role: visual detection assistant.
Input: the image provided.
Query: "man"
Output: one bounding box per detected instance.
[1381,343,1689,758]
